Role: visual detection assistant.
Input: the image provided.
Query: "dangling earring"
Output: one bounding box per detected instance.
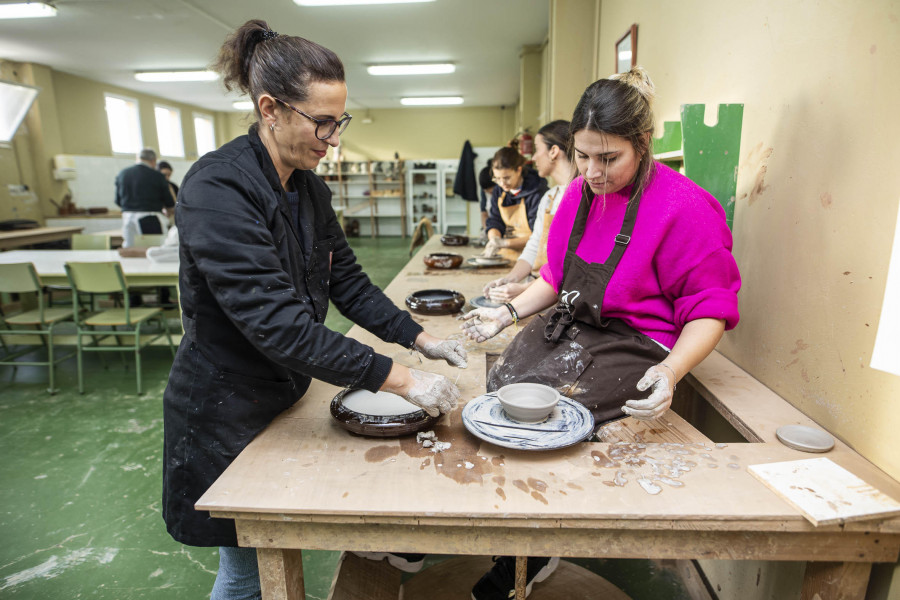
[269,123,275,132]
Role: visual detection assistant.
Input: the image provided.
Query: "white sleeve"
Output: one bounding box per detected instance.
[519,186,558,266]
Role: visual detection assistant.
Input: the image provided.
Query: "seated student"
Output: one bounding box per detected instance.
[157,161,179,203]
[482,146,548,256]
[482,120,574,303]
[462,67,741,599]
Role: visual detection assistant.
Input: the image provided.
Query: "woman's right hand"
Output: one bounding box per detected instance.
[483,276,514,296]
[486,282,529,304]
[459,307,512,343]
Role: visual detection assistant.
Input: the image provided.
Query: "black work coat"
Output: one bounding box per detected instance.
[484,168,548,236]
[162,126,423,547]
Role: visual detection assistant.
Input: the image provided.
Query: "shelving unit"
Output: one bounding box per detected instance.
[406,160,471,236]
[317,160,406,238]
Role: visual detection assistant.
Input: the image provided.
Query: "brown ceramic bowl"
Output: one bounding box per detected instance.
[331,389,438,437]
[440,234,469,246]
[423,252,463,269]
[405,289,466,315]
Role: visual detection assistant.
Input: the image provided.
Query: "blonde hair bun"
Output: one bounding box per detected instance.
[610,66,655,105]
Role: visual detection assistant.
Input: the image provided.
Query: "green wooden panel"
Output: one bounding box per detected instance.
[681,104,744,229]
[653,121,682,154]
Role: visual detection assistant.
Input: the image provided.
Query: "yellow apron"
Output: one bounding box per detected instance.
[496,191,532,240]
[532,187,562,271]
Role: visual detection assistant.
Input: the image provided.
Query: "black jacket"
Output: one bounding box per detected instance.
[484,168,548,236]
[115,163,175,212]
[162,126,423,547]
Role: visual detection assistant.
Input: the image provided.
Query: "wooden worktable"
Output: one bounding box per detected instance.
[197,235,900,600]
[0,226,83,250]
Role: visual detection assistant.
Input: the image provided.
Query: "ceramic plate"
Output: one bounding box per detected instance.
[465,257,511,268]
[775,424,835,453]
[331,389,438,437]
[469,295,502,309]
[405,289,466,315]
[462,392,594,451]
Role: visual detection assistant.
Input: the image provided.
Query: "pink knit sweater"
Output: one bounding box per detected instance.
[539,164,741,350]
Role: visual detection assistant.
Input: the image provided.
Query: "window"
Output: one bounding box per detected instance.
[154,104,184,157]
[193,113,216,156]
[104,94,142,155]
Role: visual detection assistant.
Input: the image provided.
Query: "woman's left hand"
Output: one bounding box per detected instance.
[486,282,529,304]
[622,363,676,420]
[414,333,468,368]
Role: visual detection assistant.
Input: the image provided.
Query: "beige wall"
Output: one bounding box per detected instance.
[596,1,900,597]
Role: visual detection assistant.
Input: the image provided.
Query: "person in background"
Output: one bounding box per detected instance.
[157,160,179,202]
[478,160,495,236]
[117,226,179,263]
[462,67,741,599]
[162,20,466,600]
[114,148,174,247]
[482,120,574,303]
[482,146,548,256]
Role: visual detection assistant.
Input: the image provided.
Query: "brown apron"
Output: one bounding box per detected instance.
[532,186,562,271]
[487,183,668,426]
[497,191,532,240]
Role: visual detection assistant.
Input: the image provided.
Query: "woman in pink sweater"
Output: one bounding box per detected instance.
[462,67,740,426]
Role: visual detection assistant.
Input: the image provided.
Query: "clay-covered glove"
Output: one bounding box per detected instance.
[483,238,504,257]
[404,369,461,417]
[483,276,514,296]
[486,282,529,304]
[459,307,511,343]
[417,339,468,368]
[622,363,676,420]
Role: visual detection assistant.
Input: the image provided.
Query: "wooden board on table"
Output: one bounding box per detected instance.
[748,457,900,526]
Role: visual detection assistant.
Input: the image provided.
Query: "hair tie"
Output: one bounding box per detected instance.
[262,29,278,41]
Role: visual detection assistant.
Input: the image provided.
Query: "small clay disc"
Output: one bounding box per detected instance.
[775,425,835,453]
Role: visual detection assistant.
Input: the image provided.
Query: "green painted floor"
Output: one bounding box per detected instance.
[0,237,689,599]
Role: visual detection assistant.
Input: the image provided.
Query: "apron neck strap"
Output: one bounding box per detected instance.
[566,180,643,269]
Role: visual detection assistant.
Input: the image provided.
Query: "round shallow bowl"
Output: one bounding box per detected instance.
[497,383,560,423]
[775,424,835,453]
[423,252,463,269]
[405,289,465,315]
[465,257,511,269]
[441,234,469,246]
[331,389,438,437]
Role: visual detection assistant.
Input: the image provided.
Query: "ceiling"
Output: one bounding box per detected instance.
[0,0,550,112]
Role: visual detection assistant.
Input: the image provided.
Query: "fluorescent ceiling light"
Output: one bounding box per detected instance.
[368,63,455,76]
[134,71,219,83]
[294,0,434,5]
[232,101,254,111]
[401,96,463,106]
[0,2,57,19]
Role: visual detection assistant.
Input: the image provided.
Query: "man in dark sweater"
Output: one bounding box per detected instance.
[115,148,175,247]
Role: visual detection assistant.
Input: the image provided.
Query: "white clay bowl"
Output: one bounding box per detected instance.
[496,383,560,422]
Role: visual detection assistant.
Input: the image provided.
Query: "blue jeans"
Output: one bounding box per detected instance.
[210,546,261,600]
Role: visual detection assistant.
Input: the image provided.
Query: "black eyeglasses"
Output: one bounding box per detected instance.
[274,98,351,140]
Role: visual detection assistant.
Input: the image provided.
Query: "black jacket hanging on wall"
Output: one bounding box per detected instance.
[162,125,424,547]
[453,140,478,202]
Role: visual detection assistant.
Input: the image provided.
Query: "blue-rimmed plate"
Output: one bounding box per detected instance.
[462,392,594,451]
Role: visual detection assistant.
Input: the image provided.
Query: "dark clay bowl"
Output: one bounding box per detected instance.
[423,252,463,269]
[440,234,469,246]
[331,389,438,437]
[405,289,466,315]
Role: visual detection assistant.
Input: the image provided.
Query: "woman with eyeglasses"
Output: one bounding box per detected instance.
[161,20,466,598]
[482,120,574,303]
[482,146,549,257]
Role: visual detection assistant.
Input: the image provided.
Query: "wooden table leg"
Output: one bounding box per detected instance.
[258,548,304,600]
[515,556,527,600]
[801,561,872,600]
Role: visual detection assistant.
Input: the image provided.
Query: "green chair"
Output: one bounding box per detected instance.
[64,261,175,395]
[0,263,75,393]
[71,233,112,250]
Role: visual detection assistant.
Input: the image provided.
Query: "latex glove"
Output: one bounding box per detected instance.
[417,338,468,368]
[483,238,504,257]
[404,369,461,417]
[622,364,676,420]
[483,276,514,296]
[459,307,511,343]
[487,282,529,304]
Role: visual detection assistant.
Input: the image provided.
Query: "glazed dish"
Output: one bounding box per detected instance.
[469,295,501,309]
[423,252,463,269]
[462,392,594,451]
[440,234,469,246]
[331,389,438,437]
[405,289,466,315]
[465,257,510,268]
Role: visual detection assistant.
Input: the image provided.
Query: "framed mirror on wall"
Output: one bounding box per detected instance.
[615,24,638,73]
